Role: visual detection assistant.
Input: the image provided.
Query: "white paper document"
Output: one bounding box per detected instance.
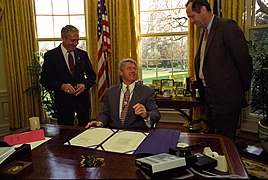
[64,128,116,148]
[64,127,148,154]
[13,137,51,150]
[0,147,16,164]
[97,130,148,154]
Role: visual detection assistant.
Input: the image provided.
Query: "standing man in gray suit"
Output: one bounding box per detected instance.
[186,0,253,139]
[85,58,161,130]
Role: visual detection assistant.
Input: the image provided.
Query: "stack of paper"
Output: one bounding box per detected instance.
[0,147,16,164]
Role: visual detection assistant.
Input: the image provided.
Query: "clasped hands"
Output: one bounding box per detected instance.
[85,103,148,129]
[61,83,85,96]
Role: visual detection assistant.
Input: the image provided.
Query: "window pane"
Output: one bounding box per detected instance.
[140,0,188,11]
[38,40,86,55]
[171,9,188,32]
[70,16,86,37]
[141,59,157,84]
[52,0,68,15]
[255,0,268,26]
[69,0,84,14]
[249,28,268,116]
[55,41,62,47]
[38,41,62,52]
[141,35,188,85]
[36,16,54,38]
[158,59,173,79]
[77,40,87,51]
[54,16,70,38]
[141,36,187,66]
[171,0,188,8]
[38,41,55,55]
[251,28,268,52]
[35,0,86,48]
[35,0,52,14]
[140,0,171,10]
[140,10,187,33]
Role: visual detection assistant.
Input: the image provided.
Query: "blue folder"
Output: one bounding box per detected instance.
[134,129,181,155]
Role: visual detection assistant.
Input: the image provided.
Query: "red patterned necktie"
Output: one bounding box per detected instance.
[68,51,75,77]
[204,28,208,41]
[120,86,130,124]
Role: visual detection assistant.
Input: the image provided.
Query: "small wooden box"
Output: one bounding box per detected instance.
[0,161,32,178]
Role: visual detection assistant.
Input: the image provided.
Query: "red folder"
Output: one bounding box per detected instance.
[3,129,45,146]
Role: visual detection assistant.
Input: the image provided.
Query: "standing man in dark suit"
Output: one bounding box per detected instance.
[40,25,96,126]
[185,0,253,139]
[85,58,160,130]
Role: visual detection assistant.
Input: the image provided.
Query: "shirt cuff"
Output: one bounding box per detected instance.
[144,115,151,128]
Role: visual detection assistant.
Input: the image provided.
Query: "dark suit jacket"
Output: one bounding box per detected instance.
[195,16,253,114]
[96,83,161,130]
[40,45,96,111]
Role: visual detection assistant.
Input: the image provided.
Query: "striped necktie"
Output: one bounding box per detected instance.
[120,86,130,124]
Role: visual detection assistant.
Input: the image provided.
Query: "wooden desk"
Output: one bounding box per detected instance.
[5,124,248,179]
[156,95,202,130]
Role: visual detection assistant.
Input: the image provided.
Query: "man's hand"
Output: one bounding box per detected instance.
[61,83,85,96]
[85,121,103,129]
[74,83,85,96]
[61,83,76,94]
[133,103,148,119]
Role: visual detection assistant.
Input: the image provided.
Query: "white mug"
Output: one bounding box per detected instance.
[29,117,40,130]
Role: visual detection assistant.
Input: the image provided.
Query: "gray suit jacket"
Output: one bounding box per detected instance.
[96,83,161,130]
[195,16,253,114]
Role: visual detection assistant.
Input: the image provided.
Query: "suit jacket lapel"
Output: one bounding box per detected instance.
[205,16,218,56]
[116,85,122,124]
[56,46,71,76]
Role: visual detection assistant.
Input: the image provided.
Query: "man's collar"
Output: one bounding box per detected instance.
[122,81,135,91]
[61,44,68,54]
[206,14,215,32]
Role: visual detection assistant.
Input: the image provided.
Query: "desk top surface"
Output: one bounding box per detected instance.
[12,124,248,179]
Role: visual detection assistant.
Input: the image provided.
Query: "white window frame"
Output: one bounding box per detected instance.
[33,0,87,53]
[241,0,268,133]
[136,0,189,85]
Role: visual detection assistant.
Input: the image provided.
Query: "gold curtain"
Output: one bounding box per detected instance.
[0,0,4,22]
[186,0,244,130]
[86,0,137,118]
[221,0,244,27]
[0,0,42,129]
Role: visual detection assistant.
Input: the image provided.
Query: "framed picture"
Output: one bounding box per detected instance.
[160,79,174,96]
[160,79,174,87]
[152,80,161,87]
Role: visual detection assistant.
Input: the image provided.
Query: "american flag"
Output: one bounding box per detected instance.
[97,0,111,100]
[213,0,222,17]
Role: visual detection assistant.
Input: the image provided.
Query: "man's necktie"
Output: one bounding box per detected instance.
[204,28,208,41]
[120,86,130,124]
[68,51,75,77]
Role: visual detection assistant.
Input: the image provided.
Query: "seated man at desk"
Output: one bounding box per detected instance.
[85,58,161,130]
